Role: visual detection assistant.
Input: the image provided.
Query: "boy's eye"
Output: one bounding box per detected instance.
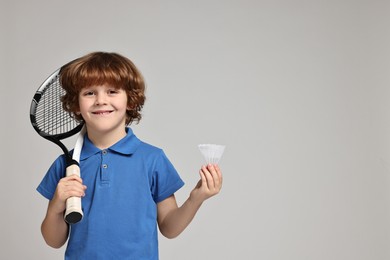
[108,89,119,94]
[83,91,95,96]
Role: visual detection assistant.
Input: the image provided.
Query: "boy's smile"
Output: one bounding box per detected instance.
[91,110,114,116]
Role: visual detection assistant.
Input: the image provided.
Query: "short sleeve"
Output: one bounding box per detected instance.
[36,155,67,200]
[151,150,184,203]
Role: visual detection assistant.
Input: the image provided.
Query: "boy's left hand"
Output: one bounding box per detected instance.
[190,164,223,203]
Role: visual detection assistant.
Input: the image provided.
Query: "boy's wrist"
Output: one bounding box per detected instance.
[188,193,204,208]
[48,200,66,218]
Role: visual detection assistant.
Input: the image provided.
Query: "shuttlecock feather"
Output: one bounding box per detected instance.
[198,144,225,164]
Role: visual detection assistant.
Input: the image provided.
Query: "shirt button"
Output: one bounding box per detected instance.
[102,164,108,169]
[102,150,107,155]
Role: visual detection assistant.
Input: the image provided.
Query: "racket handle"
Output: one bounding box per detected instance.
[64,164,84,224]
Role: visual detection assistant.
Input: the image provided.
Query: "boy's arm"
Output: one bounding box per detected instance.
[157,164,222,239]
[41,200,69,248]
[41,175,86,248]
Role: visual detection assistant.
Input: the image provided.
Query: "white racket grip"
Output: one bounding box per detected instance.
[64,164,83,223]
[66,163,80,177]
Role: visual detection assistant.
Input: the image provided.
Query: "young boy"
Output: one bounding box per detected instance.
[37,52,223,259]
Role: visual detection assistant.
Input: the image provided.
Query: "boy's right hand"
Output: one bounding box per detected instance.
[50,175,87,215]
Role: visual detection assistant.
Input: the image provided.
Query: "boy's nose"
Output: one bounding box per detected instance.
[95,93,108,105]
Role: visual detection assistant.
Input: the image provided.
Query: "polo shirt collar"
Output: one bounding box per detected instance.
[80,128,141,160]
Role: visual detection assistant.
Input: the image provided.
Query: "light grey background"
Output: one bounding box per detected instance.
[1,0,390,259]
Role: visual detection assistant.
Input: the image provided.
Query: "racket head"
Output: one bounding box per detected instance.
[30,69,84,141]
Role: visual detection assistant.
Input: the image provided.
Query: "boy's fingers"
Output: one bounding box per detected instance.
[58,177,87,198]
[203,165,215,190]
[199,170,206,184]
[207,164,222,189]
[65,175,84,183]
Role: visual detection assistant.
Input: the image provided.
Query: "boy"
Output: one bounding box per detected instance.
[37,52,223,259]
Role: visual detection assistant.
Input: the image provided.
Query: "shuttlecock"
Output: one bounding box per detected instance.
[198,144,225,164]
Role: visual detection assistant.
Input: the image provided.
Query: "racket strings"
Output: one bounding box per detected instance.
[35,76,80,136]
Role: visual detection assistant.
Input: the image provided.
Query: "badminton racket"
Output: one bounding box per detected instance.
[30,68,84,224]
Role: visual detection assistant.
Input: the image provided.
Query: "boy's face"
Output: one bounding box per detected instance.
[77,84,128,135]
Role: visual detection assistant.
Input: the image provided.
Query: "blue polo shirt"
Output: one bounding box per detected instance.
[37,128,184,259]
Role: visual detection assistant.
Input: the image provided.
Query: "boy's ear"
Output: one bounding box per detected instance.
[75,105,81,115]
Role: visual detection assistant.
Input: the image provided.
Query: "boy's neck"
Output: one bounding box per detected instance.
[86,127,127,150]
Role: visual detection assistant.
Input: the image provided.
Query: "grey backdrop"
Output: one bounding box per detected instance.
[1,0,390,259]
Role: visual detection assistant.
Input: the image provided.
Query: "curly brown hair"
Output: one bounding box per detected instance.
[60,52,146,125]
